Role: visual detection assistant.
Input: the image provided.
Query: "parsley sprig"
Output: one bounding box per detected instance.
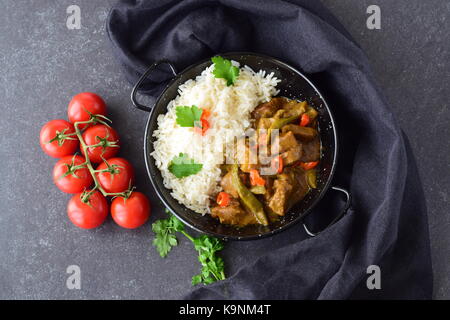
[168,153,203,178]
[152,209,226,285]
[190,235,226,285]
[211,56,240,86]
[152,214,184,257]
[175,105,203,127]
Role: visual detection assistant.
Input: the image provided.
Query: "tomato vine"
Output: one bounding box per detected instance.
[72,115,132,203]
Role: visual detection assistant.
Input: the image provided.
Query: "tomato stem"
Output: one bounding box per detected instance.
[47,128,78,146]
[73,116,129,200]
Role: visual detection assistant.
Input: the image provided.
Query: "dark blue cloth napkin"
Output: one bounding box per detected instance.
[107,0,432,299]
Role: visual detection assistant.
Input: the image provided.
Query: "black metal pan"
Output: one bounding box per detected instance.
[131,52,351,240]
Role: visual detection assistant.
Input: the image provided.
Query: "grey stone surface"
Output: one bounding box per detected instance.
[0,0,448,299]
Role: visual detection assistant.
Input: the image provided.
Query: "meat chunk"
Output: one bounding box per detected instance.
[300,135,321,162]
[281,145,302,166]
[272,109,286,119]
[282,124,317,141]
[251,97,284,120]
[256,117,275,131]
[211,198,257,227]
[262,178,283,223]
[287,167,309,207]
[273,131,299,154]
[267,173,294,216]
[272,131,302,165]
[220,171,238,198]
[280,100,307,117]
[266,167,310,216]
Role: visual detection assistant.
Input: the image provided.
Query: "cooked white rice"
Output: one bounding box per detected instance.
[151,61,280,214]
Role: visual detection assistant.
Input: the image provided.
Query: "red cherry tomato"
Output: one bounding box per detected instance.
[201,109,211,120]
[299,161,319,170]
[194,109,211,136]
[67,191,109,229]
[111,192,151,229]
[81,124,120,163]
[200,119,210,135]
[300,114,310,127]
[40,120,79,158]
[68,92,107,129]
[53,155,93,193]
[249,169,265,186]
[216,192,230,207]
[95,158,134,193]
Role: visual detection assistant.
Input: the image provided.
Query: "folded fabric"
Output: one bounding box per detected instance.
[107,0,432,299]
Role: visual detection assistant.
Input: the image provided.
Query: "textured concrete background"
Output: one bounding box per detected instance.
[0,0,448,299]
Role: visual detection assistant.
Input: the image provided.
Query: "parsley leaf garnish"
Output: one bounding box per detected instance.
[191,235,225,285]
[168,153,203,178]
[151,213,184,257]
[175,105,203,127]
[151,209,226,285]
[211,56,240,86]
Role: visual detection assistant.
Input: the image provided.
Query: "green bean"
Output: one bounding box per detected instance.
[306,169,317,189]
[250,185,266,195]
[267,115,299,144]
[231,165,268,226]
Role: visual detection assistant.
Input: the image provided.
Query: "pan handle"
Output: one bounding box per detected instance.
[303,186,352,237]
[130,60,177,112]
